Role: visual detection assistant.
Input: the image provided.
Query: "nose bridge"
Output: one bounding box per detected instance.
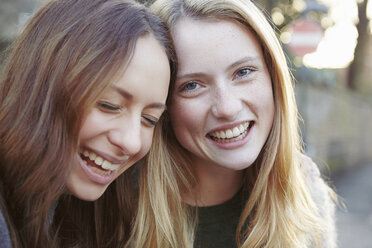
[109,114,142,155]
[211,81,242,120]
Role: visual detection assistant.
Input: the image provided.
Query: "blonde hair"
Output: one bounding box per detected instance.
[130,0,331,247]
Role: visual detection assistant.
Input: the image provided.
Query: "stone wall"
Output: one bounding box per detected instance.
[295,83,372,172]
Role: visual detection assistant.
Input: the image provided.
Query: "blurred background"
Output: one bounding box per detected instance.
[0,0,371,247]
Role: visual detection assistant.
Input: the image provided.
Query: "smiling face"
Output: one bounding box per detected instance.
[66,35,170,201]
[169,18,274,171]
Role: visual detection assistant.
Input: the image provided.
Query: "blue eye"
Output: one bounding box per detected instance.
[180,81,200,92]
[236,68,252,78]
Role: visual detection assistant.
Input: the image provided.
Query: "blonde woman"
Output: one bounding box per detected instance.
[0,0,175,247]
[130,0,336,247]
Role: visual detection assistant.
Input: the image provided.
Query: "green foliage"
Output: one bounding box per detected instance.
[135,0,154,5]
[255,0,328,31]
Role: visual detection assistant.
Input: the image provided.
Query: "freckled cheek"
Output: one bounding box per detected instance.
[255,87,275,127]
[169,100,203,134]
[169,101,196,127]
[248,83,274,110]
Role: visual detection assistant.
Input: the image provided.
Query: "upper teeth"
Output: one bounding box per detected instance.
[82,150,120,171]
[210,122,249,139]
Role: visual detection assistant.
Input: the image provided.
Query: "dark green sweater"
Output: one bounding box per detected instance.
[193,189,248,248]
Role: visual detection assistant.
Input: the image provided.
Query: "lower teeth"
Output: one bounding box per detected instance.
[90,165,111,175]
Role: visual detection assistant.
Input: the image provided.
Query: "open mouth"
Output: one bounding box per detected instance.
[207,121,253,143]
[79,150,120,176]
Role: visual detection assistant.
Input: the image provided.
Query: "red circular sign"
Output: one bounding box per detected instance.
[287,18,324,56]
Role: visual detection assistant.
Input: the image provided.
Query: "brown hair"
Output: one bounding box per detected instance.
[0,0,175,247]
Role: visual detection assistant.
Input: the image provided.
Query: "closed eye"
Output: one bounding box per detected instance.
[97,101,121,112]
[142,115,158,127]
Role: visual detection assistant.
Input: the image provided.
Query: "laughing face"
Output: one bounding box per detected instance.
[169,18,274,171]
[66,35,170,201]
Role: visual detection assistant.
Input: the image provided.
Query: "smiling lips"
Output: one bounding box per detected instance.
[208,121,252,143]
[81,150,121,174]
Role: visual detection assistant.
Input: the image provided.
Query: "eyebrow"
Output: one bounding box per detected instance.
[177,56,260,80]
[227,56,260,71]
[177,72,205,80]
[147,102,167,110]
[113,86,133,100]
[112,85,167,110]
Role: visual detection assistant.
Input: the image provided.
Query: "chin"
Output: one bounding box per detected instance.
[213,153,259,171]
[219,162,255,171]
[72,190,106,201]
[70,185,108,201]
[66,177,110,202]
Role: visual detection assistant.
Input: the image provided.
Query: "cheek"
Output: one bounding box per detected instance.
[262,84,275,120]
[250,79,274,114]
[78,111,101,141]
[256,83,275,129]
[169,99,201,133]
[140,130,155,155]
[169,98,209,153]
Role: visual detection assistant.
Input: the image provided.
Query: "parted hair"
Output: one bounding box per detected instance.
[0,0,175,247]
[129,0,332,247]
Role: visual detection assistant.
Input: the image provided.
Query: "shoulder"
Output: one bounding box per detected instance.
[299,154,333,214]
[0,208,12,248]
[299,153,337,248]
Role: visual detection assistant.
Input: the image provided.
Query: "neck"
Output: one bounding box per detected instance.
[183,158,244,207]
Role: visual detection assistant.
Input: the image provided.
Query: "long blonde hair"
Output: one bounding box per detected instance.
[130,0,330,247]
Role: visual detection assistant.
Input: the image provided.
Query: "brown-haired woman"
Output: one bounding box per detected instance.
[0,0,175,247]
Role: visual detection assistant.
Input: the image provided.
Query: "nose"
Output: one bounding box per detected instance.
[107,117,142,156]
[211,86,242,120]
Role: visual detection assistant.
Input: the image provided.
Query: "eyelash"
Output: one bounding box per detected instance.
[98,101,158,127]
[179,67,255,93]
[97,101,121,112]
[142,116,158,126]
[179,81,201,93]
[234,67,254,79]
